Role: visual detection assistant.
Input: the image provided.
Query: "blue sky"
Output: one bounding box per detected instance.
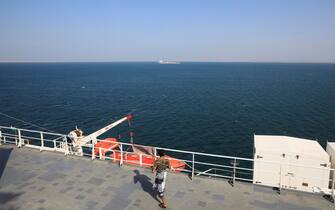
[0,0,334,62]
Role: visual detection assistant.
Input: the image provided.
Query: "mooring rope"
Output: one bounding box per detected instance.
[0,111,56,133]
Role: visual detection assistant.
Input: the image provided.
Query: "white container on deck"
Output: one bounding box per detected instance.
[253,135,330,193]
[326,142,335,168]
[326,142,335,185]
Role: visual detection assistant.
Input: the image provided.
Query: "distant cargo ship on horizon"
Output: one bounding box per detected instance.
[158,60,181,64]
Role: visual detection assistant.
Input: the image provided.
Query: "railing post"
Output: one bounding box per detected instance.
[279,163,282,194]
[17,129,22,148]
[92,142,95,160]
[332,170,335,203]
[3,136,6,144]
[40,132,44,151]
[139,154,142,166]
[154,147,157,159]
[13,128,17,145]
[53,139,56,150]
[233,158,236,187]
[63,136,69,155]
[99,147,102,160]
[111,150,115,162]
[64,142,68,155]
[192,153,195,180]
[120,144,123,166]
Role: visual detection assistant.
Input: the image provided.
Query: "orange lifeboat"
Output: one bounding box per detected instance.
[165,155,186,172]
[124,152,155,167]
[94,138,119,156]
[108,151,186,172]
[110,150,122,163]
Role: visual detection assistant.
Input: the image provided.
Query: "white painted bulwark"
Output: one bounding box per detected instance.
[326,142,335,168]
[253,135,330,193]
[326,142,335,185]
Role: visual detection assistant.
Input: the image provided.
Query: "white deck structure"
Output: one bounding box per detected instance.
[253,135,331,193]
[327,142,335,168]
[1,145,334,210]
[0,125,335,208]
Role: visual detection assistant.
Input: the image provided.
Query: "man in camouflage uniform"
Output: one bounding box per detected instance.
[152,150,171,208]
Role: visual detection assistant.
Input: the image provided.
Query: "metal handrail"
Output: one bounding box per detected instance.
[0,126,335,199]
[0,126,65,136]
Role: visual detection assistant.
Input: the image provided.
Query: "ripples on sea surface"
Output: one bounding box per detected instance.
[0,62,335,157]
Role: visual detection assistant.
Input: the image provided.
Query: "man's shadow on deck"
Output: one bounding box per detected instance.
[0,147,13,180]
[133,169,160,203]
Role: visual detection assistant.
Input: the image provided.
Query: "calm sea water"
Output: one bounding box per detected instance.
[1,62,335,158]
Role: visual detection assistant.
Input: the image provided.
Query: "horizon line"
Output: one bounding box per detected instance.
[0,60,335,64]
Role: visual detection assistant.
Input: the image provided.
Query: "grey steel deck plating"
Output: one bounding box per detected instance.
[0,145,333,210]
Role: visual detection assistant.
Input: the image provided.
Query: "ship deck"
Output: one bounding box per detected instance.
[0,145,333,210]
